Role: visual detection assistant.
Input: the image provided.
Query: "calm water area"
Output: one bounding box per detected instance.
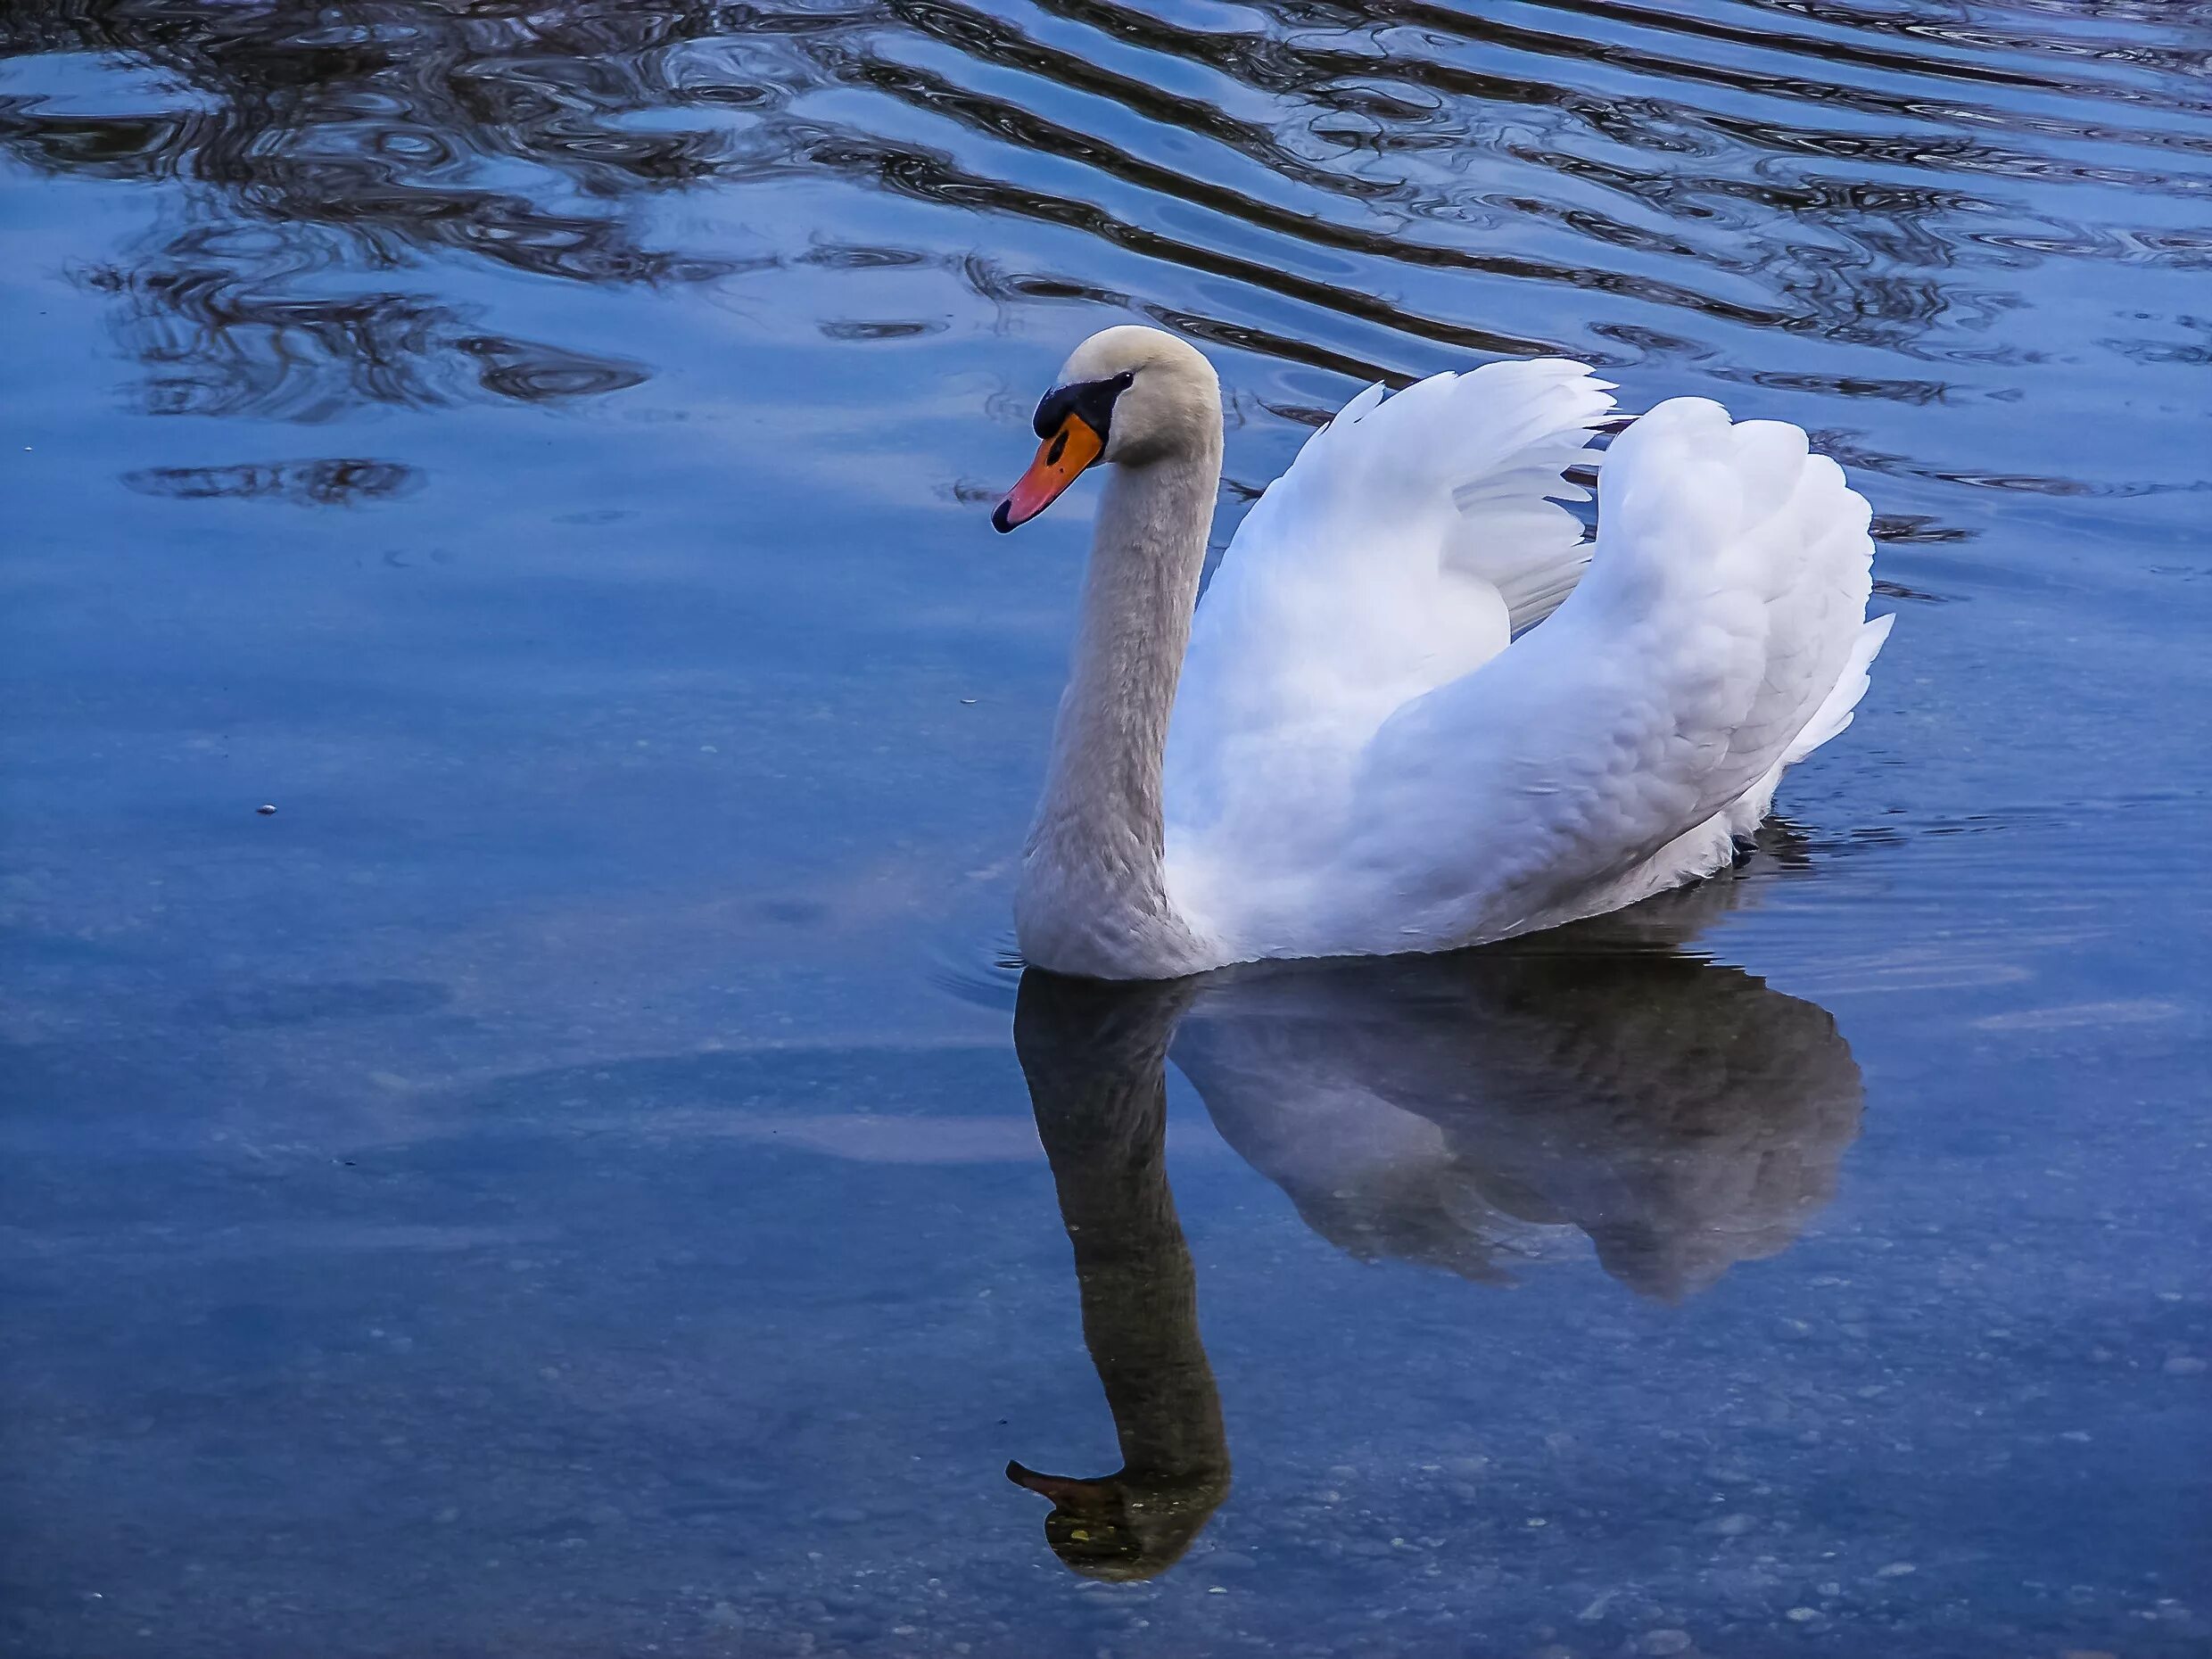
[2,2,2208,1655]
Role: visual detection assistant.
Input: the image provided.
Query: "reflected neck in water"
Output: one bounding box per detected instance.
[1009,970,1228,1581]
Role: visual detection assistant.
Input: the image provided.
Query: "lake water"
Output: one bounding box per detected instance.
[2,2,2208,1655]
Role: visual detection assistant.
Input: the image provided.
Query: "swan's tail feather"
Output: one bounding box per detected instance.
[1507,396,1887,871]
[1785,613,1894,765]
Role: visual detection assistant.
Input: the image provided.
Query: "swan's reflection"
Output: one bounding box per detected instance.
[1177,941,1862,1301]
[1010,972,1226,1580]
[1008,853,1862,1576]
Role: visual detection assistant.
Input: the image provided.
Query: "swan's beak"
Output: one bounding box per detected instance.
[994,413,1104,532]
[1006,1459,1120,1518]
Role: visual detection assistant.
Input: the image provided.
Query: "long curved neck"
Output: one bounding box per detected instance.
[1021,439,1220,978]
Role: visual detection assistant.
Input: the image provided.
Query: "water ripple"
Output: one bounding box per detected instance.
[3,0,2206,447]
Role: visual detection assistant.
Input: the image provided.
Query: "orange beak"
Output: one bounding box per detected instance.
[994,413,1104,532]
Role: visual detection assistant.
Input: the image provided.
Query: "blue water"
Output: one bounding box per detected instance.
[2,2,2208,1654]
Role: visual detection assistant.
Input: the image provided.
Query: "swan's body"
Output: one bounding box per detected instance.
[998,326,1891,981]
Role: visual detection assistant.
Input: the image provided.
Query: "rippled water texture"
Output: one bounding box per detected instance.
[3,2,2208,1655]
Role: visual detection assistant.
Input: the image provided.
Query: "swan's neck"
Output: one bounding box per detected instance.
[1020,441,1219,978]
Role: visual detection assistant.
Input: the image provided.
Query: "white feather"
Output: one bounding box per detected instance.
[1160,381,1891,964]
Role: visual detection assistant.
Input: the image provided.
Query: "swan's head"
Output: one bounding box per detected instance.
[994,326,1221,532]
[1005,1458,1228,1581]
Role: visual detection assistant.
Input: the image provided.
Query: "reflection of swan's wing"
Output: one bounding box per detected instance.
[1168,991,1556,1284]
[1172,942,1862,1300]
[1424,955,1863,1300]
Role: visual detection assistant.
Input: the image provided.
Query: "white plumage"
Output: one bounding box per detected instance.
[999,328,1891,980]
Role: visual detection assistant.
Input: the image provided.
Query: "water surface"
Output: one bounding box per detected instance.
[2,1,2208,1655]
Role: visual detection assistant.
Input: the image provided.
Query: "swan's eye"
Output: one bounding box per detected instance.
[1032,370,1136,442]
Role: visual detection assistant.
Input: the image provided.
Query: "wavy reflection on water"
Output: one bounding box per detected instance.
[4,0,2209,428]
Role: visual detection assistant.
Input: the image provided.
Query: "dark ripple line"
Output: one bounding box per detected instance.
[809,21,2132,354]
[1814,429,2210,498]
[120,458,423,506]
[1354,0,2212,178]
[879,0,1796,274]
[1031,0,2212,194]
[1512,0,2212,120]
[1700,107,2212,197]
[75,258,650,417]
[1733,0,2212,82]
[778,119,1562,358]
[780,244,1412,383]
[882,0,1400,205]
[813,41,1802,329]
[986,260,1408,382]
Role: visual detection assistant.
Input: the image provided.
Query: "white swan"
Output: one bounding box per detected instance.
[994,326,1892,981]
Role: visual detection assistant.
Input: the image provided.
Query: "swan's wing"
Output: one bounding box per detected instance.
[1329,396,1884,952]
[1163,359,1614,865]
